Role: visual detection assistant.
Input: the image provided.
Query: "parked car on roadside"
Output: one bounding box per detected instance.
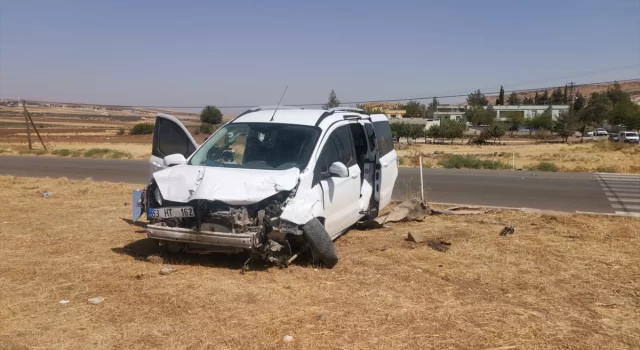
[131,107,398,268]
[609,133,620,142]
[619,131,639,144]
[594,128,608,136]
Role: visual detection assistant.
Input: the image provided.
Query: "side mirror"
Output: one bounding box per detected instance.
[328,161,349,178]
[163,153,187,167]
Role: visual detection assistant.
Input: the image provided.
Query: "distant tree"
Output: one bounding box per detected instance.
[530,107,553,131]
[199,123,215,135]
[129,123,154,135]
[534,91,540,105]
[505,111,525,131]
[323,90,341,109]
[407,124,425,141]
[467,89,489,106]
[573,92,586,111]
[609,100,640,127]
[522,96,534,105]
[497,86,505,105]
[606,82,630,106]
[200,105,223,125]
[440,119,464,144]
[487,122,506,142]
[563,84,569,104]
[464,105,495,125]
[625,113,640,131]
[539,90,550,105]
[577,92,612,141]
[425,124,440,140]
[507,92,522,105]
[550,88,565,104]
[553,111,579,142]
[427,97,440,118]
[404,100,425,118]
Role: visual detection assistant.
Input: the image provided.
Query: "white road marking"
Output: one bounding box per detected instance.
[604,192,640,197]
[607,197,640,203]
[612,204,640,210]
[596,173,640,216]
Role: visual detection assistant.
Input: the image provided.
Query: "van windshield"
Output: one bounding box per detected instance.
[624,132,638,137]
[189,123,320,170]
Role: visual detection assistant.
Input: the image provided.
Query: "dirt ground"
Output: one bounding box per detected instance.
[1,176,639,349]
[397,141,640,173]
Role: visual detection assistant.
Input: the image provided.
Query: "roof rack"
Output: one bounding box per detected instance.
[253,105,302,111]
[328,107,365,113]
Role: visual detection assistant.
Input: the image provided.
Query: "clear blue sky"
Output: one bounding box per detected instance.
[1,0,639,112]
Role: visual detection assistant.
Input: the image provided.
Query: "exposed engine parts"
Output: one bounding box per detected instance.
[148,189,299,267]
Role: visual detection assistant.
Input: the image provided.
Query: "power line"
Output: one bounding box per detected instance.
[22,77,640,110]
[411,64,640,98]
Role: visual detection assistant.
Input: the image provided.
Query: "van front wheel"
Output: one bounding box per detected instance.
[302,218,338,268]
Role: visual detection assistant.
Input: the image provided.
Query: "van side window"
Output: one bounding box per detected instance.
[373,121,394,156]
[316,125,356,173]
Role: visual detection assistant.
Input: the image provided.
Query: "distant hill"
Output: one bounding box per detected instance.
[488,79,640,105]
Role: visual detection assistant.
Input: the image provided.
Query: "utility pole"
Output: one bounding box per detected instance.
[568,82,576,111]
[22,100,33,150]
[22,100,47,151]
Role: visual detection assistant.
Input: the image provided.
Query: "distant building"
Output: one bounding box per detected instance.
[389,103,571,130]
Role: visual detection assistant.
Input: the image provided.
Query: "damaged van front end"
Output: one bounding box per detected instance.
[133,165,315,266]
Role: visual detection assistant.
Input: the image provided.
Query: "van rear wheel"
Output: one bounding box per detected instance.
[302,218,338,268]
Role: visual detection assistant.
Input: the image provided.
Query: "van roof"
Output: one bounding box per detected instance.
[232,108,389,128]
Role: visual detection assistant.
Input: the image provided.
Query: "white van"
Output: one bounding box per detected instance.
[618,131,639,144]
[132,107,398,267]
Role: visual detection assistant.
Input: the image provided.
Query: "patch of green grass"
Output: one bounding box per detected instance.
[83,148,111,157]
[438,154,510,170]
[70,149,85,157]
[108,150,133,159]
[18,149,49,155]
[51,149,72,156]
[529,161,559,172]
[83,148,132,159]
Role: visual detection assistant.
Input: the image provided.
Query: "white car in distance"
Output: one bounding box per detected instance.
[132,107,398,268]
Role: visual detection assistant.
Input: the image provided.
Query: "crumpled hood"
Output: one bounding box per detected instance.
[153,165,300,205]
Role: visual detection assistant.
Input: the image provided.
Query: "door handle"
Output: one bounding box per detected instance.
[351,174,358,179]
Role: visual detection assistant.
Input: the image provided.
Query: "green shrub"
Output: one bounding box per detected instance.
[108,150,133,159]
[83,148,132,159]
[199,123,214,135]
[129,123,154,135]
[438,154,509,170]
[529,162,559,172]
[70,149,84,157]
[19,149,48,155]
[52,149,72,156]
[84,148,111,157]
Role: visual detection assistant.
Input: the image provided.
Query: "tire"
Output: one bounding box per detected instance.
[302,218,338,268]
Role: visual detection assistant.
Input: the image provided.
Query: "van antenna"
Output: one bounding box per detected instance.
[270,86,288,122]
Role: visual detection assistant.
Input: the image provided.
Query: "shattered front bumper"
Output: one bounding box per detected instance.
[146,224,258,252]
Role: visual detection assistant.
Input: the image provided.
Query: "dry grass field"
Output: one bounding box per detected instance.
[397,141,640,174]
[1,176,639,349]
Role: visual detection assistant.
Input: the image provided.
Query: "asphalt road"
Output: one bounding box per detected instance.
[1,155,635,215]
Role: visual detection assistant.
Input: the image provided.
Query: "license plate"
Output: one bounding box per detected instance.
[149,207,195,219]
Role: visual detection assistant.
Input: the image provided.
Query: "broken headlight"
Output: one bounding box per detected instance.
[154,187,163,206]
